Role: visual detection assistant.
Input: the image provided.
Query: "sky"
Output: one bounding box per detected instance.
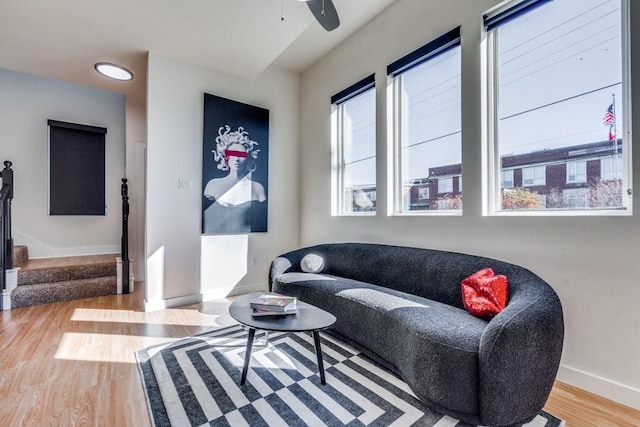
[341,88,376,187]
[341,0,624,187]
[499,0,622,155]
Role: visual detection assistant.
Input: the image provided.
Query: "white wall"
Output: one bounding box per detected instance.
[299,0,640,410]
[145,54,300,309]
[125,95,147,281]
[0,68,125,258]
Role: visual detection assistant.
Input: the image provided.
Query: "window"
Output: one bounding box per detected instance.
[566,160,586,183]
[601,155,622,181]
[564,188,589,208]
[523,166,545,186]
[484,0,631,214]
[332,75,376,215]
[48,120,106,215]
[389,28,462,214]
[418,187,430,199]
[438,177,453,193]
[501,169,514,188]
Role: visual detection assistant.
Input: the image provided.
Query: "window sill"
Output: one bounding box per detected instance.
[487,208,631,217]
[333,212,377,217]
[392,210,463,217]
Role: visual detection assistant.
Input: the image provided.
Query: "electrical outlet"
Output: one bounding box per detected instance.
[178,178,193,190]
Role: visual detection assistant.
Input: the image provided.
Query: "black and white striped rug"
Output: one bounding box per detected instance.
[136,324,563,427]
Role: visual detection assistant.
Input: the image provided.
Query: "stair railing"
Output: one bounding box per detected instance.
[0,161,14,308]
[121,178,130,294]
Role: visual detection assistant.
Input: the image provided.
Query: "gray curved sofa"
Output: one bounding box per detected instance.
[269,243,564,427]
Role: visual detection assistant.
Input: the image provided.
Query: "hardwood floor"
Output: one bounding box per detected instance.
[545,382,640,427]
[1,286,638,426]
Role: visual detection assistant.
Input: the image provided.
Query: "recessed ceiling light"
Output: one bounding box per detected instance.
[94,62,133,81]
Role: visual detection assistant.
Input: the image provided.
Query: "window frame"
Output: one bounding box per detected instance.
[438,177,454,194]
[501,169,514,189]
[388,27,463,216]
[483,0,633,216]
[563,188,589,208]
[522,166,546,187]
[331,74,377,216]
[418,187,430,200]
[566,160,587,184]
[601,155,623,182]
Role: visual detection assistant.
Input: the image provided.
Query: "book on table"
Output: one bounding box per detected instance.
[251,307,297,317]
[249,294,297,312]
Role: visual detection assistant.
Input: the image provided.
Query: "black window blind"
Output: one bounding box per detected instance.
[331,74,376,105]
[387,27,461,77]
[484,0,553,31]
[48,119,107,216]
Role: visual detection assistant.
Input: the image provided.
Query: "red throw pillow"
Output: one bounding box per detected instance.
[461,268,509,319]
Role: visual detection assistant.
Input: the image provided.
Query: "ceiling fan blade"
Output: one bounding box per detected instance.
[306,0,340,32]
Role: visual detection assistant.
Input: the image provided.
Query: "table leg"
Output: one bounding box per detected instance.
[312,330,326,385]
[240,328,256,385]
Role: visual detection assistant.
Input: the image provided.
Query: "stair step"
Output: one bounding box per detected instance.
[11,276,117,308]
[12,245,28,267]
[18,255,117,286]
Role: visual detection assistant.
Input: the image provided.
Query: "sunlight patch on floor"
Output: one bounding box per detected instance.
[54,332,177,363]
[70,307,224,326]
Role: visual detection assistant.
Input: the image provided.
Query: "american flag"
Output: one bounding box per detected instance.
[603,103,614,126]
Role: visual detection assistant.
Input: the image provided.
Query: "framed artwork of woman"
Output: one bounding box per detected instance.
[201,94,269,234]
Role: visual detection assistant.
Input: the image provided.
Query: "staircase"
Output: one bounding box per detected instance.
[10,245,119,308]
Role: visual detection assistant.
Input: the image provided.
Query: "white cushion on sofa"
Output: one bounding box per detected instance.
[300,254,324,273]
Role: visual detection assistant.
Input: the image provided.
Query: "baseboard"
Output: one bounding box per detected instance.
[1,289,11,310]
[144,282,268,312]
[144,293,203,312]
[4,268,18,290]
[201,282,268,301]
[2,269,19,310]
[557,364,640,410]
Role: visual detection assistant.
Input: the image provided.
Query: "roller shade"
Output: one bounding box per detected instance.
[387,27,461,77]
[331,74,376,105]
[484,0,553,31]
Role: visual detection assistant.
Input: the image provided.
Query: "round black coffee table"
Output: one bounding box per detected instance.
[229,292,337,385]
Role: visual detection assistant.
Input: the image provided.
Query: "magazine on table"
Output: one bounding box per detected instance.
[251,307,297,317]
[249,294,297,312]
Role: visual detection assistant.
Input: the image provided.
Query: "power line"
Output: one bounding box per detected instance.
[406,18,618,121]
[350,117,376,132]
[406,74,460,102]
[502,20,617,67]
[497,2,621,87]
[501,127,609,152]
[502,35,619,87]
[501,0,613,54]
[346,4,622,161]
[410,100,461,123]
[345,154,376,166]
[502,28,619,83]
[408,81,460,114]
[500,81,621,120]
[409,100,460,124]
[403,130,461,149]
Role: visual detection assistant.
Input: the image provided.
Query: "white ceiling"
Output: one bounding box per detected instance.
[0,0,397,106]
